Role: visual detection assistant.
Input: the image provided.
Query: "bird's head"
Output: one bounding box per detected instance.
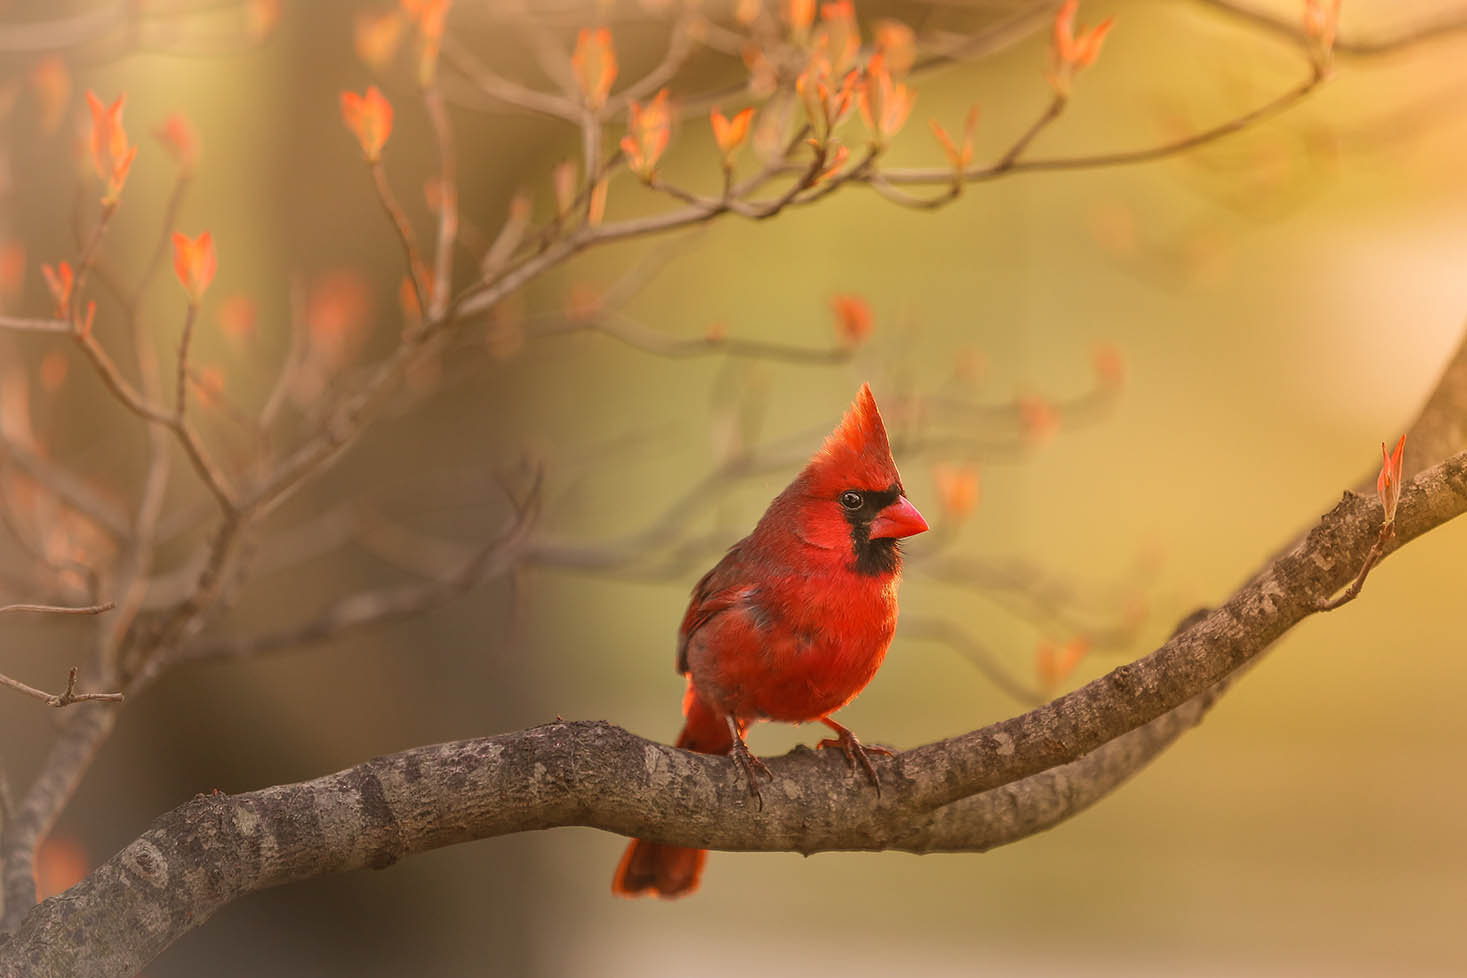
[787,384,929,575]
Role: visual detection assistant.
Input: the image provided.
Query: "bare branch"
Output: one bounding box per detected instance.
[0,602,114,617]
[1198,0,1467,56]
[0,667,123,709]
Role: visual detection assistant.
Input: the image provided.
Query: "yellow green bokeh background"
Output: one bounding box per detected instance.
[4,0,1467,974]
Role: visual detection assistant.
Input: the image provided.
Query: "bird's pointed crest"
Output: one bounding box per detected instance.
[802,384,902,495]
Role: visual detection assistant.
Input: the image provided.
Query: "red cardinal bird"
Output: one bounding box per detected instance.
[612,384,928,898]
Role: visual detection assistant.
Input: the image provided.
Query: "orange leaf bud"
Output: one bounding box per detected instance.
[1304,0,1341,60]
[217,294,257,344]
[39,351,69,394]
[171,231,217,303]
[857,52,914,147]
[552,160,578,218]
[1049,0,1114,95]
[1017,394,1059,444]
[1092,343,1125,390]
[355,11,405,69]
[30,57,70,134]
[195,365,227,409]
[816,2,860,73]
[710,106,754,166]
[1377,434,1406,526]
[85,91,137,205]
[929,105,978,174]
[932,462,980,522]
[830,293,872,346]
[587,176,608,227]
[1037,636,1091,689]
[42,261,73,317]
[154,112,200,172]
[403,0,451,85]
[734,0,762,25]
[874,19,916,77]
[622,88,672,180]
[571,28,618,110]
[785,0,816,36]
[0,241,25,300]
[247,0,281,40]
[340,86,394,162]
[307,269,373,369]
[812,141,850,185]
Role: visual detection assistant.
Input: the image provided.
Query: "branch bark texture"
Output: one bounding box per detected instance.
[4,449,1467,977]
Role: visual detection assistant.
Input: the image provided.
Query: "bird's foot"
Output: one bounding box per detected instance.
[726,718,773,809]
[816,720,891,795]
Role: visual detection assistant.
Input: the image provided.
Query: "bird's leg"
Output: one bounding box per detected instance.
[725,715,773,809]
[816,717,892,795]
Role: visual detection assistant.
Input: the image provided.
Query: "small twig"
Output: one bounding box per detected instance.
[0,667,124,708]
[0,601,115,616]
[0,316,70,335]
[423,86,459,318]
[1314,521,1394,612]
[175,303,199,422]
[369,160,429,314]
[992,93,1067,171]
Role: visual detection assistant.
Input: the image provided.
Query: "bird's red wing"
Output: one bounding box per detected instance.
[675,544,754,675]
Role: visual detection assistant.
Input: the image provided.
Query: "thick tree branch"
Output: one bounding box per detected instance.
[6,449,1467,975]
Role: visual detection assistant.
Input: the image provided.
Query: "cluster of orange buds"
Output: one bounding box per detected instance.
[1037,636,1091,689]
[1048,0,1113,97]
[857,51,914,148]
[812,143,851,186]
[572,28,618,110]
[796,55,859,140]
[710,107,754,169]
[402,0,451,86]
[930,106,979,178]
[171,231,217,304]
[932,462,980,522]
[621,88,671,180]
[340,86,394,161]
[85,91,138,206]
[1377,434,1405,526]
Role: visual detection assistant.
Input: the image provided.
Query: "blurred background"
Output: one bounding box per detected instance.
[4,0,1467,975]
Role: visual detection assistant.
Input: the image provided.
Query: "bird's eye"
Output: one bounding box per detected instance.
[840,491,863,510]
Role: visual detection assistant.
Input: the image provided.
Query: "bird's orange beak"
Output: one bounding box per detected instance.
[869,496,929,540]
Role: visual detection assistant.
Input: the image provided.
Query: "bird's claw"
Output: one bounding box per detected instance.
[816,727,891,795]
[729,735,774,809]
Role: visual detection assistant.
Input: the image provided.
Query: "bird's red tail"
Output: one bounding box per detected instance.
[611,683,731,898]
